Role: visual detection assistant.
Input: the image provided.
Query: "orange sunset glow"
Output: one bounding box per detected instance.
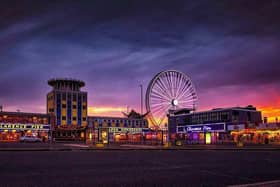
[88,106,128,117]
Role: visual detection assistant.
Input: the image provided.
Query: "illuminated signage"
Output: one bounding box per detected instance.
[109,127,146,133]
[0,123,50,131]
[177,123,225,133]
[205,132,211,144]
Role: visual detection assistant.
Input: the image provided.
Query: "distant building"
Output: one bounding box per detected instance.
[47,78,87,140]
[264,117,268,123]
[0,111,53,142]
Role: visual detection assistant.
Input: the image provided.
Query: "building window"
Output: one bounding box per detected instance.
[62,104,66,108]
[62,116,66,120]
[62,93,66,100]
[82,117,86,121]
[73,117,76,121]
[82,106,86,110]
[82,95,87,102]
[73,105,77,109]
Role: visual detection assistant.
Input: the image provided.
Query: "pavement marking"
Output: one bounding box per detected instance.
[145,164,193,171]
[120,144,160,149]
[200,169,255,183]
[63,144,89,148]
[228,180,280,187]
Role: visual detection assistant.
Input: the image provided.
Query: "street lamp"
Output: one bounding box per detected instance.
[139,84,143,115]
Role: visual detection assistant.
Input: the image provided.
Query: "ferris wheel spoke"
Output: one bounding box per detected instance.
[152,84,172,101]
[160,73,172,99]
[179,89,196,102]
[178,104,193,109]
[151,102,171,114]
[166,71,174,98]
[178,99,196,104]
[171,72,177,98]
[176,76,187,99]
[178,91,195,101]
[151,101,170,107]
[155,78,173,99]
[150,103,170,110]
[151,101,170,110]
[177,83,192,101]
[151,108,169,116]
[151,90,171,102]
[174,73,183,98]
[179,102,195,109]
[176,80,189,99]
[173,72,180,98]
[169,71,174,98]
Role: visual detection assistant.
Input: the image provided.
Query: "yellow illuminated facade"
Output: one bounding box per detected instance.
[47,79,88,127]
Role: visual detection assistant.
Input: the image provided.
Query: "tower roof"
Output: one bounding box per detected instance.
[48,78,85,88]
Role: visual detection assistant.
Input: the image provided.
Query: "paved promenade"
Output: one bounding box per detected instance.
[0,142,280,151]
[0,147,280,187]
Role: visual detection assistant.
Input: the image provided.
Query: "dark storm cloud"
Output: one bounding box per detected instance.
[0,0,280,111]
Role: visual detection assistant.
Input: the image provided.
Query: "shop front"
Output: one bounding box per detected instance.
[177,123,226,144]
[0,123,50,142]
[92,127,163,144]
[230,128,280,144]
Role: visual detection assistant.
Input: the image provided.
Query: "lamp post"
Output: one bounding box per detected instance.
[139,84,143,115]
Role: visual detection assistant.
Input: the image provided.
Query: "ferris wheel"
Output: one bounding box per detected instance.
[145,70,198,127]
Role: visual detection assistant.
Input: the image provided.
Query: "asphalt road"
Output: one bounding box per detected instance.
[0,150,280,187]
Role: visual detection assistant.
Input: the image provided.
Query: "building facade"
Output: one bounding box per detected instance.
[47,79,88,140]
[0,111,53,142]
[168,105,262,144]
[87,116,149,143]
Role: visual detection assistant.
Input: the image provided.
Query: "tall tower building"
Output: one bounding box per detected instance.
[47,79,87,128]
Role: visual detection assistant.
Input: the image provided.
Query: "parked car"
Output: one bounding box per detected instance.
[20,136,42,143]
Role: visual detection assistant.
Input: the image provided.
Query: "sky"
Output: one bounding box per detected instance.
[0,0,280,122]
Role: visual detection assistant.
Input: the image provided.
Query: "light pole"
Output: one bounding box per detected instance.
[139,84,143,115]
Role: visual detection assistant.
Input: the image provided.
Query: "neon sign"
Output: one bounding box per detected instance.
[0,123,50,130]
[109,127,146,133]
[177,123,225,133]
